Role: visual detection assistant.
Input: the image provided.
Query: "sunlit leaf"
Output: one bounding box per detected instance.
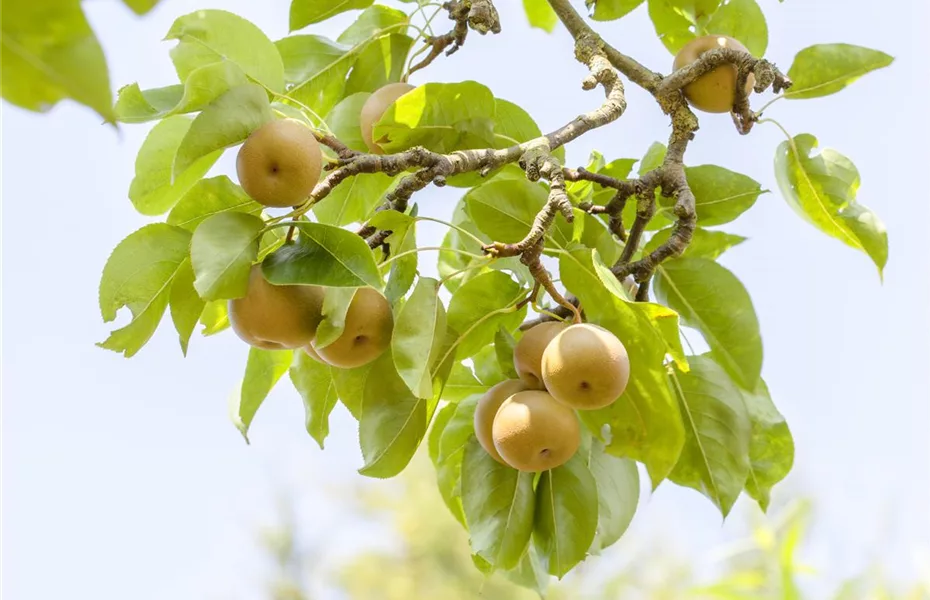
[190,212,264,301]
[230,348,294,442]
[168,259,204,356]
[447,271,527,358]
[290,0,374,31]
[786,44,894,100]
[290,350,339,448]
[741,380,794,511]
[167,176,263,232]
[523,0,558,31]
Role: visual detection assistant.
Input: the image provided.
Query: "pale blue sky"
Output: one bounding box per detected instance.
[3,1,929,598]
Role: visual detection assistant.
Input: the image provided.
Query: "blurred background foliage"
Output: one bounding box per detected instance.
[254,451,929,600]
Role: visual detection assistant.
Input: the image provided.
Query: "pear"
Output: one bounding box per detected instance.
[513,321,569,389]
[673,35,755,114]
[474,379,530,464]
[237,118,322,208]
[492,390,580,472]
[313,287,393,369]
[359,82,415,154]
[541,323,630,410]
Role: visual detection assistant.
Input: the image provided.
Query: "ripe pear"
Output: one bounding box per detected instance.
[474,379,530,464]
[492,390,580,472]
[541,323,630,410]
[513,321,569,389]
[237,118,322,208]
[313,287,393,369]
[673,35,755,114]
[229,265,325,350]
[359,82,415,154]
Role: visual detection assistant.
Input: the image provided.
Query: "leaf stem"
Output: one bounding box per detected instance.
[413,216,487,247]
[437,257,494,288]
[381,246,486,267]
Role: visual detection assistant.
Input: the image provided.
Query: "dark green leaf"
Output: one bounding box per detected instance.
[313,173,395,226]
[705,0,768,57]
[290,350,339,448]
[290,0,374,31]
[774,133,888,276]
[533,454,599,578]
[648,0,722,54]
[166,9,284,92]
[345,33,413,96]
[262,222,383,288]
[231,348,294,442]
[587,0,645,21]
[786,44,894,100]
[559,249,685,484]
[523,0,558,31]
[275,35,352,117]
[644,227,746,260]
[447,271,526,358]
[168,259,204,356]
[654,257,762,390]
[1,0,114,121]
[314,287,358,349]
[98,224,192,357]
[374,81,497,154]
[358,351,428,478]
[337,5,408,45]
[173,84,273,177]
[115,61,249,123]
[393,277,446,398]
[434,396,479,526]
[167,176,263,232]
[588,440,639,553]
[191,213,264,301]
[129,116,222,216]
[668,355,752,516]
[461,436,535,570]
[741,380,794,511]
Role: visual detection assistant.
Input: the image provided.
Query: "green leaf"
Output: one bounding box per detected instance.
[461,436,536,570]
[473,344,508,388]
[667,355,752,517]
[166,9,285,92]
[505,546,551,597]
[588,440,639,553]
[167,176,263,232]
[338,5,408,45]
[428,401,456,465]
[325,92,371,152]
[785,44,894,100]
[114,61,249,124]
[522,0,558,31]
[344,33,413,95]
[358,351,428,478]
[465,176,572,249]
[199,300,229,336]
[275,35,352,117]
[290,0,374,31]
[311,287,356,350]
[775,133,888,276]
[374,81,497,154]
[383,212,417,304]
[681,165,765,226]
[1,0,114,121]
[654,257,762,390]
[230,348,294,442]
[173,84,273,178]
[438,198,489,293]
[190,213,264,301]
[704,0,768,57]
[587,0,645,22]
[645,227,746,260]
[494,327,520,380]
[98,224,192,357]
[740,380,794,511]
[443,363,488,403]
[533,454,599,578]
[392,277,447,398]
[289,350,339,449]
[129,116,222,216]
[168,259,204,356]
[493,98,564,163]
[640,142,667,175]
[313,173,395,226]
[122,0,160,15]
[447,271,526,358]
[332,363,373,419]
[434,396,479,526]
[648,0,722,54]
[559,249,685,485]
[566,150,606,204]
[262,223,383,288]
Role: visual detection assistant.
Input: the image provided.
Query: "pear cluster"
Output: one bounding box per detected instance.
[228,268,393,369]
[673,34,755,114]
[474,322,631,472]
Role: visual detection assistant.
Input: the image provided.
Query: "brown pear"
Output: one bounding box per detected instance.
[474,379,530,464]
[673,35,755,114]
[492,390,580,472]
[512,321,569,389]
[237,118,322,208]
[313,287,393,369]
[541,323,630,410]
[229,265,325,350]
[359,82,415,154]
